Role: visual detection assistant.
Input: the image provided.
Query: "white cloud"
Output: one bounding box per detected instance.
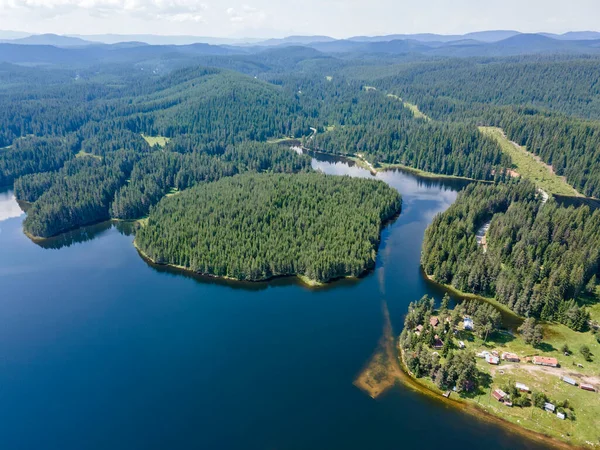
[225,4,265,25]
[0,0,207,22]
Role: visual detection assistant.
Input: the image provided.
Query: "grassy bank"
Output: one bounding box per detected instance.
[479,126,580,197]
[397,293,600,449]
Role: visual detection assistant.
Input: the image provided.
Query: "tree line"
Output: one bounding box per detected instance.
[135,172,401,283]
[421,181,599,329]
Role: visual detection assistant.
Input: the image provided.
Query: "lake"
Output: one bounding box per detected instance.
[0,154,548,450]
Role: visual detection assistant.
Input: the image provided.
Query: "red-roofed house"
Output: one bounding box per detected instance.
[532,356,558,367]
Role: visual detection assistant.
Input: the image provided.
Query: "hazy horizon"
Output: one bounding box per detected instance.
[0,0,599,40]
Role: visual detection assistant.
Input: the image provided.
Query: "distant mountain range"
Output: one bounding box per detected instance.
[1,30,600,66]
[2,30,600,48]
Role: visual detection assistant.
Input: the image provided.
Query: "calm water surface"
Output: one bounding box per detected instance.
[0,156,549,450]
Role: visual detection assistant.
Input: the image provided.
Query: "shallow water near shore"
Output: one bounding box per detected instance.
[0,155,550,450]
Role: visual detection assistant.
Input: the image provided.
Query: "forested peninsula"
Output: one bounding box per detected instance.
[421,181,600,329]
[135,173,401,284]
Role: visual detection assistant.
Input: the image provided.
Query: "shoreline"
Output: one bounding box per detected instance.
[133,239,370,289]
[302,145,488,183]
[422,271,523,323]
[396,347,582,450]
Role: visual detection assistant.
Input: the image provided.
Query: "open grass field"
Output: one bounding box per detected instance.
[405,317,600,447]
[479,126,580,197]
[386,94,430,120]
[466,321,600,447]
[75,150,102,160]
[141,134,170,148]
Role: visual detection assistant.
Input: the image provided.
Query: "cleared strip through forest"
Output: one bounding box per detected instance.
[479,126,580,197]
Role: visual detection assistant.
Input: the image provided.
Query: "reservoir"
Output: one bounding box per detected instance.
[0,154,548,450]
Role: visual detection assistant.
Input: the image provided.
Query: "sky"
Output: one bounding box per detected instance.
[0,0,599,39]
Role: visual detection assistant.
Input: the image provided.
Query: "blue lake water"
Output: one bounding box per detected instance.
[0,155,548,450]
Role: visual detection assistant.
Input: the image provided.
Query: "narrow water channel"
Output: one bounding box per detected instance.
[0,154,549,450]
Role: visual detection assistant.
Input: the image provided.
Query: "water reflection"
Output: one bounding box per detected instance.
[554,194,600,210]
[0,187,24,223]
[34,221,114,250]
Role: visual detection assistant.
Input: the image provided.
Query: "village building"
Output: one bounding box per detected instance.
[580,384,596,392]
[486,354,500,365]
[557,412,566,420]
[562,376,577,386]
[429,316,440,327]
[463,317,474,331]
[414,324,424,336]
[501,352,520,362]
[432,334,444,349]
[544,402,556,413]
[492,389,506,401]
[532,356,559,367]
[515,382,529,392]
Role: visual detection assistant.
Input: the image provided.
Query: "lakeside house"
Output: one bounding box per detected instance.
[580,384,596,392]
[433,335,444,349]
[486,354,500,365]
[533,356,559,367]
[562,376,577,386]
[544,402,556,413]
[430,316,440,327]
[515,382,529,392]
[415,324,424,336]
[463,317,474,331]
[557,412,566,420]
[492,389,506,401]
[501,352,520,362]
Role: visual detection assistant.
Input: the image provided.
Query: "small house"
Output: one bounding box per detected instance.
[533,356,558,367]
[557,412,566,420]
[515,382,529,392]
[502,352,520,362]
[458,340,465,349]
[415,324,424,336]
[492,389,506,401]
[486,354,500,365]
[562,376,577,386]
[544,402,556,413]
[503,401,513,407]
[430,316,440,327]
[433,335,444,349]
[463,317,474,331]
[580,384,596,392]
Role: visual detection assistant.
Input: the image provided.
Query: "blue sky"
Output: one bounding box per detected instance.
[0,0,598,38]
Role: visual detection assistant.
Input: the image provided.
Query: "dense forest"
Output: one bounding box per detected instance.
[2,46,600,256]
[135,173,401,283]
[421,181,600,329]
[355,57,600,197]
[17,142,310,237]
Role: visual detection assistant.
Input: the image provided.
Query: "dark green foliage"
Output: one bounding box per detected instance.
[310,120,508,181]
[15,156,102,202]
[135,173,401,282]
[110,142,311,220]
[462,300,502,340]
[0,135,78,186]
[532,391,548,409]
[518,318,544,346]
[399,295,488,393]
[359,57,600,197]
[422,181,600,328]
[22,151,139,238]
[579,345,592,362]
